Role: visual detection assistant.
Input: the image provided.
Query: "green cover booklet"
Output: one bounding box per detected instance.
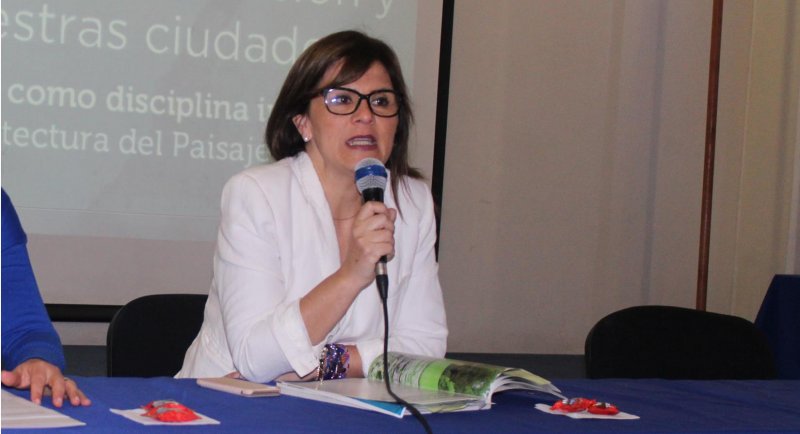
[279,352,564,418]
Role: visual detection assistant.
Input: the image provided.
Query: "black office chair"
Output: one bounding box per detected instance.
[585,305,776,380]
[106,294,207,377]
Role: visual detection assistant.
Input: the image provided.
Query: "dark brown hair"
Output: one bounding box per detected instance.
[265,30,422,202]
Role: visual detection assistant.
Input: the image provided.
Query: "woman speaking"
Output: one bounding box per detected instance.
[177,30,447,383]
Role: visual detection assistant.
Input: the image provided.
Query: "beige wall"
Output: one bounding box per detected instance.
[709,0,800,318]
[44,1,800,352]
[439,0,800,354]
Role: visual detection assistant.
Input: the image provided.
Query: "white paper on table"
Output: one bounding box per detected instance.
[1,389,86,429]
[534,403,640,420]
[110,408,220,425]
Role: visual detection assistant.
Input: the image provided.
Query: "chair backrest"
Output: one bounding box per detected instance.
[585,305,776,379]
[106,294,207,377]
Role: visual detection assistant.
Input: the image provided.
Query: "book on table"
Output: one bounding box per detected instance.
[278,352,565,418]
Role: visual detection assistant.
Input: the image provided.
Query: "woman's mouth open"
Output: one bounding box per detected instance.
[347,136,377,148]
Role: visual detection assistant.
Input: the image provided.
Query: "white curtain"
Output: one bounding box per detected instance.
[790,84,800,274]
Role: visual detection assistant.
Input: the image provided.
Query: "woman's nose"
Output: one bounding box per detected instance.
[352,99,375,123]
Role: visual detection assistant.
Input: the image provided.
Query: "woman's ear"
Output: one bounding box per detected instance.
[292,114,311,143]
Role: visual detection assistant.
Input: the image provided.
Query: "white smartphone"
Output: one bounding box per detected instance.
[197,377,280,397]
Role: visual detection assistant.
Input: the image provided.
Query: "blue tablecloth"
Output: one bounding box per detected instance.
[755,274,800,379]
[4,377,800,433]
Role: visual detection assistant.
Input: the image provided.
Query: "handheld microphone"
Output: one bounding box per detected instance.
[355,158,432,433]
[354,158,389,300]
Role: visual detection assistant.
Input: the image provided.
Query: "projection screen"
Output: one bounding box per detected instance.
[1,0,448,343]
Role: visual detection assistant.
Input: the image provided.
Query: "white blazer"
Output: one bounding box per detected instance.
[177,152,448,382]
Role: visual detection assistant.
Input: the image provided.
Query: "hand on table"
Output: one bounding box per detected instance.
[1,358,91,407]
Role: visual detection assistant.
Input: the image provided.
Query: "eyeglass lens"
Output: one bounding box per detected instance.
[323,88,398,117]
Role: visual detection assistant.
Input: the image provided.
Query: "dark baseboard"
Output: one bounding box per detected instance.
[63,346,586,379]
[46,304,121,323]
[63,345,107,377]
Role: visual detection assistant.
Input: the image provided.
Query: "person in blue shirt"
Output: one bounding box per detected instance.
[1,189,90,407]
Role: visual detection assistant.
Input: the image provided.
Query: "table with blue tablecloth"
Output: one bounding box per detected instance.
[4,377,800,433]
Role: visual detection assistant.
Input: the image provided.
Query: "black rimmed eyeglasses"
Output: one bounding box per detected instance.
[320,87,400,117]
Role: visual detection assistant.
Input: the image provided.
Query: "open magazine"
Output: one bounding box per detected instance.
[278,352,564,418]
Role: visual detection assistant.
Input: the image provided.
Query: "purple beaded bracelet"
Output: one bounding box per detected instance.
[317,343,350,381]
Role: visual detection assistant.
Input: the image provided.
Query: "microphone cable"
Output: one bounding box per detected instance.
[378,279,433,434]
[355,157,432,432]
